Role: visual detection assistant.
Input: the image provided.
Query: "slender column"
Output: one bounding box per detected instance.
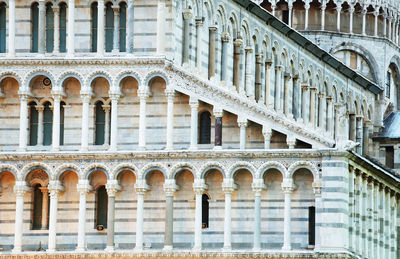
[12,182,29,253]
[213,107,223,149]
[334,105,340,140]
[244,46,253,97]
[349,6,354,34]
[288,3,293,27]
[354,174,361,253]
[373,183,379,259]
[182,9,192,65]
[317,93,325,129]
[326,97,333,135]
[193,179,207,250]
[52,94,61,151]
[67,0,75,55]
[282,179,295,250]
[366,180,372,258]
[388,16,392,40]
[348,169,355,252]
[222,179,236,250]
[112,7,120,52]
[304,3,309,30]
[255,53,262,102]
[362,122,370,155]
[134,180,149,251]
[348,114,356,141]
[156,0,166,55]
[301,84,309,124]
[195,18,203,69]
[264,61,272,107]
[109,93,120,151]
[238,117,247,150]
[287,135,296,149]
[189,97,198,150]
[138,90,149,150]
[8,0,15,56]
[313,181,322,250]
[76,180,92,251]
[53,7,60,53]
[292,77,300,120]
[336,6,341,32]
[47,181,64,252]
[208,26,217,79]
[361,176,367,257]
[233,38,243,90]
[38,0,45,53]
[36,105,44,146]
[97,0,105,56]
[383,14,387,37]
[126,0,134,53]
[105,180,120,251]
[374,10,379,37]
[361,7,367,35]
[165,89,175,150]
[356,116,363,154]
[309,87,316,128]
[384,189,389,259]
[103,105,110,146]
[390,195,397,259]
[271,4,276,16]
[80,92,91,151]
[163,179,179,250]
[283,72,291,116]
[220,33,230,82]
[262,126,272,149]
[40,187,49,229]
[321,4,326,30]
[252,179,266,251]
[274,65,283,113]
[19,94,29,151]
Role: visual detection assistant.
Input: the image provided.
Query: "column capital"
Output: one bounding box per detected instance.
[233,38,243,47]
[53,7,60,13]
[76,180,93,195]
[252,179,266,194]
[189,97,199,108]
[138,89,150,99]
[221,32,231,42]
[222,179,237,194]
[48,180,64,198]
[301,83,309,90]
[134,179,149,195]
[165,88,175,99]
[35,104,44,112]
[164,179,179,196]
[182,8,193,20]
[312,180,322,195]
[209,26,218,32]
[18,90,31,100]
[213,106,224,117]
[237,116,248,128]
[106,180,121,197]
[195,17,204,26]
[275,65,284,71]
[102,104,111,112]
[262,126,272,138]
[245,46,253,53]
[193,179,208,195]
[109,90,121,100]
[112,6,120,13]
[13,181,30,197]
[286,135,296,149]
[281,178,296,193]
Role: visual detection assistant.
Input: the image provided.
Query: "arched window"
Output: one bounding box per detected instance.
[202,194,209,229]
[95,101,106,145]
[59,3,67,52]
[105,2,114,52]
[31,3,39,52]
[199,111,211,144]
[91,2,98,52]
[43,102,53,146]
[60,101,65,145]
[308,206,315,246]
[96,185,108,228]
[32,184,43,230]
[29,102,39,146]
[0,2,6,53]
[45,3,54,52]
[119,2,127,52]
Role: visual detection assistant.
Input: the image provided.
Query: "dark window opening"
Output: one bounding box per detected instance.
[32,184,43,230]
[95,102,105,145]
[385,146,394,168]
[119,2,127,52]
[31,3,39,52]
[95,185,108,229]
[29,102,39,146]
[59,3,67,52]
[60,102,65,145]
[45,3,54,53]
[282,10,289,24]
[43,102,53,146]
[0,2,6,53]
[308,206,315,246]
[202,194,209,229]
[91,2,98,52]
[199,111,211,144]
[386,71,391,98]
[105,2,114,52]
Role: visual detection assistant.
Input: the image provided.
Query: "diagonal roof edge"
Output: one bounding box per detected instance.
[234,0,382,95]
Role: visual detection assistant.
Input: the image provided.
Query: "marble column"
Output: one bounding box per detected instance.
[76,180,92,251]
[189,97,198,150]
[321,4,326,30]
[317,93,325,129]
[336,6,341,32]
[334,105,340,140]
[255,53,262,102]
[326,97,333,135]
[8,0,15,56]
[244,46,253,98]
[252,179,266,251]
[362,122,370,155]
[374,10,379,37]
[348,113,356,141]
[213,106,223,149]
[282,179,295,250]
[103,105,110,146]
[309,87,316,127]
[193,179,207,250]
[163,179,179,250]
[301,84,309,124]
[165,89,175,150]
[138,90,149,150]
[109,93,120,151]
[220,33,230,82]
[80,93,91,151]
[52,94,61,151]
[19,94,29,151]
[222,179,236,250]
[134,180,149,250]
[156,0,166,55]
[383,14,387,37]
[97,0,105,56]
[356,116,363,154]
[40,187,49,229]
[262,126,272,149]
[238,117,247,150]
[283,72,291,116]
[47,181,64,252]
[349,6,354,34]
[388,17,392,40]
[38,0,45,53]
[105,180,120,251]
[195,18,203,69]
[208,26,217,79]
[112,6,120,52]
[53,7,60,53]
[67,0,75,55]
[362,7,367,35]
[274,65,283,113]
[126,0,134,53]
[304,3,309,30]
[12,181,29,253]
[233,38,243,90]
[36,105,44,146]
[264,61,272,107]
[182,9,192,65]
[313,181,322,250]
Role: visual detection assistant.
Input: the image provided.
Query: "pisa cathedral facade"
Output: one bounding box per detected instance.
[0,0,399,258]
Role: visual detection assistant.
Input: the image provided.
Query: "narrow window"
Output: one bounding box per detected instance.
[91,2,98,52]
[43,102,53,146]
[96,185,108,228]
[199,111,211,144]
[60,101,65,145]
[386,71,391,98]
[45,3,54,52]
[282,10,289,24]
[385,146,394,168]
[32,184,43,230]
[119,2,127,52]
[31,3,39,52]
[105,2,114,52]
[0,2,6,53]
[95,102,105,145]
[29,102,39,146]
[308,206,315,246]
[59,3,67,52]
[202,194,209,229]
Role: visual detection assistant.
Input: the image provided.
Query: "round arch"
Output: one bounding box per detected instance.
[287,161,318,180]
[256,161,287,179]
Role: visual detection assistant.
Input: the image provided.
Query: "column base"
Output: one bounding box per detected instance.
[17,147,26,152]
[12,247,22,253]
[47,248,56,253]
[282,245,291,251]
[222,245,231,251]
[134,246,143,251]
[213,146,222,150]
[75,246,86,252]
[165,146,173,151]
[192,246,202,251]
[51,147,60,152]
[163,245,173,251]
[104,245,115,252]
[189,146,198,151]
[80,146,89,152]
[138,146,146,151]
[108,146,117,152]
[253,246,261,252]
